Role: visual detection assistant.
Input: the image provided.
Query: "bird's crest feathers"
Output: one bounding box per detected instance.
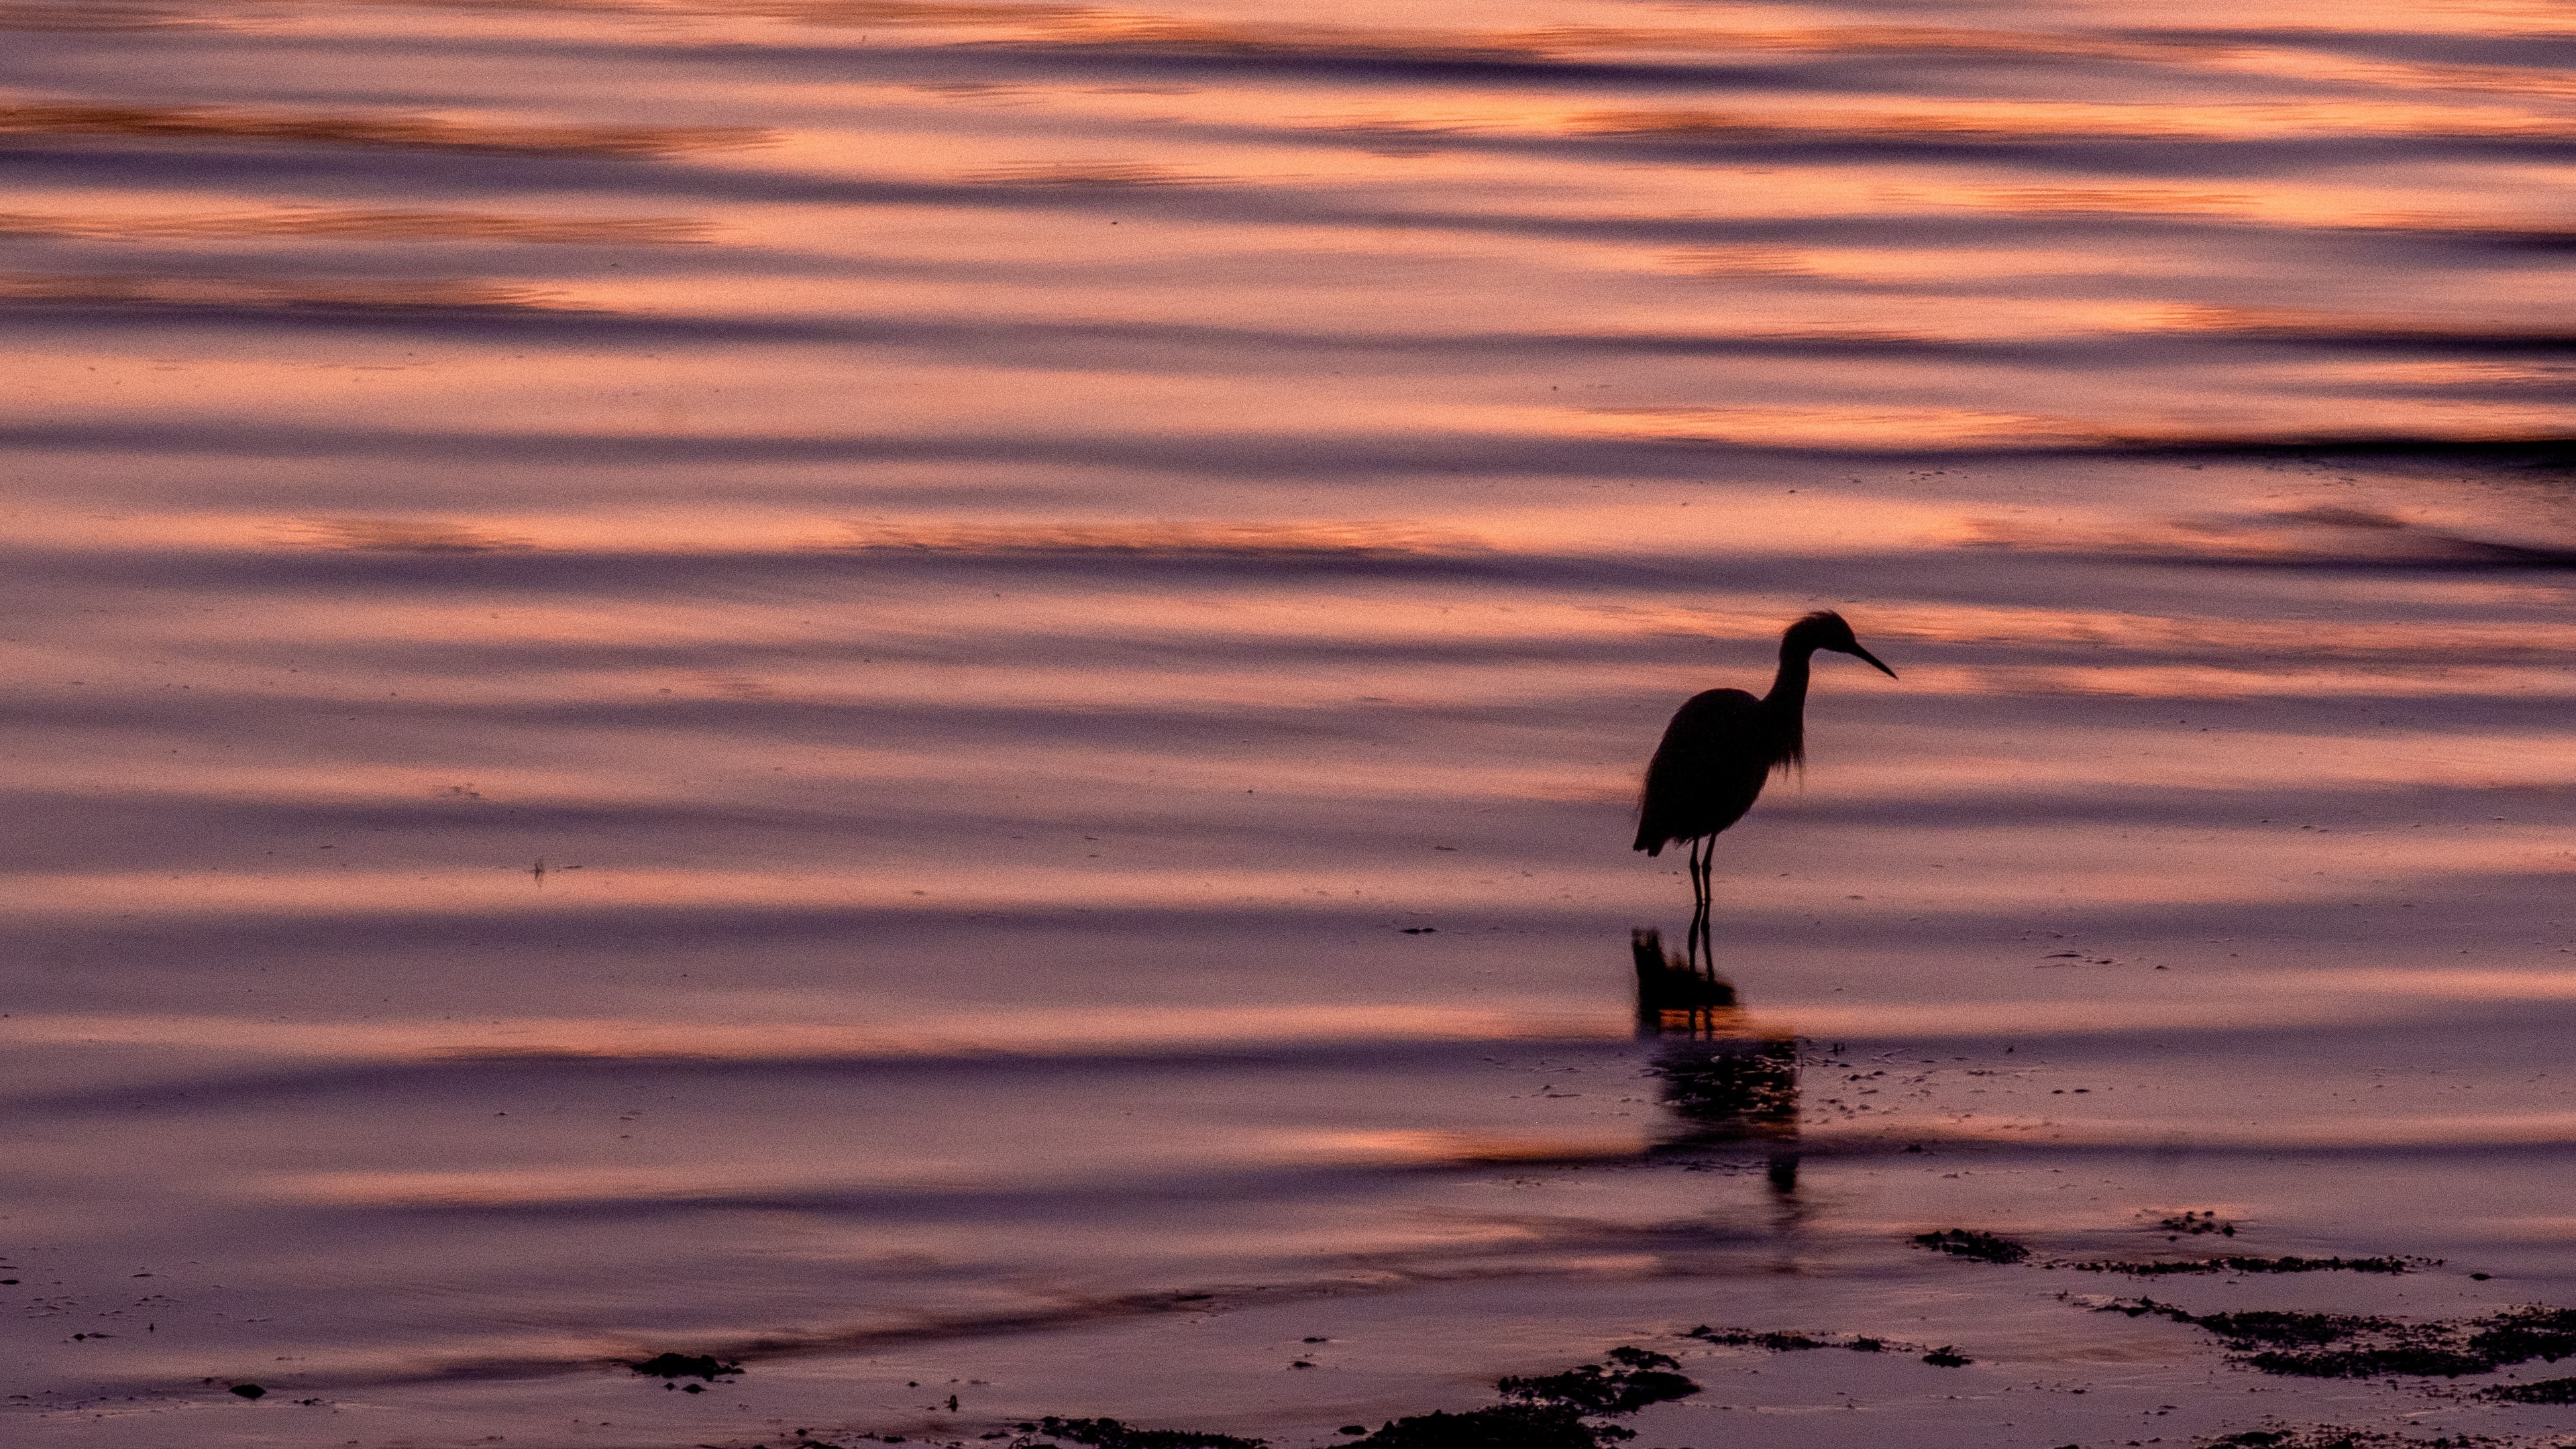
[1786,609,1856,642]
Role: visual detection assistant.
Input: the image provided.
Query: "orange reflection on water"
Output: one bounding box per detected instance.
[1273,1127,1642,1166]
[280,517,541,553]
[1501,23,2212,64]
[1846,594,2576,659]
[1659,247,1816,276]
[1949,661,2576,699]
[1876,176,2562,233]
[2220,50,2576,105]
[1828,727,2576,794]
[1967,186,2259,217]
[259,1124,1646,1208]
[2139,303,2576,341]
[1564,98,2566,142]
[0,272,577,310]
[1570,404,2098,449]
[1943,500,2576,567]
[841,519,1485,557]
[0,1,195,30]
[961,160,1224,187]
[2300,358,2576,389]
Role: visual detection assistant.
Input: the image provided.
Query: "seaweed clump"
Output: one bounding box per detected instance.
[2099,1299,2576,1379]
[1686,1325,1953,1364]
[1340,1404,1597,1449]
[1912,1220,2427,1277]
[2069,1255,2415,1277]
[629,1352,742,1381]
[2463,1305,2576,1366]
[1349,1348,1697,1449]
[2198,1428,2502,1449]
[1495,1347,1699,1417]
[1912,1229,2030,1264]
[1017,1347,1698,1449]
[1014,1418,1263,1449]
[2162,1210,2236,1239]
[1688,1329,1834,1352]
[2484,1376,2576,1404]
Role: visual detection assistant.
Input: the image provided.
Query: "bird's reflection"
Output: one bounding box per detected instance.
[1633,928,1801,1194]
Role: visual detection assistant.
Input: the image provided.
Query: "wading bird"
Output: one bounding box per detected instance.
[1633,610,1897,957]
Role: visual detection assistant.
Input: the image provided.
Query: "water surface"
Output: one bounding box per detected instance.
[5,0,2576,1444]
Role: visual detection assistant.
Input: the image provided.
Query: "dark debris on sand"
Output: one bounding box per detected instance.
[1689,1328,1839,1352]
[2070,1254,2420,1277]
[1339,1403,1600,1449]
[1012,1417,1265,1449]
[2484,1375,2576,1404]
[1686,1324,1949,1364]
[2162,1210,2238,1239]
[1014,1347,1699,1449]
[2196,1427,2504,1449]
[1357,1348,1695,1449]
[1916,1226,2423,1277]
[2102,1299,2576,1379]
[1496,1347,1699,1417]
[629,1351,743,1381]
[1912,1228,2031,1264]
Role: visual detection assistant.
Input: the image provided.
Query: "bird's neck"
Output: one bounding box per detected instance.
[1761,642,1816,765]
[1763,641,1815,712]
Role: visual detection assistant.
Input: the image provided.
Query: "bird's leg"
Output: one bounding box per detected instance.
[1687,837,1713,974]
[1690,830,1710,964]
[1699,845,1715,971]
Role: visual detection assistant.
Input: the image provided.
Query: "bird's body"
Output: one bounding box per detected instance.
[1634,611,1896,955]
[1631,687,1776,857]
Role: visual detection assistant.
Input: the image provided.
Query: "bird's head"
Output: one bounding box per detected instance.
[1787,610,1897,678]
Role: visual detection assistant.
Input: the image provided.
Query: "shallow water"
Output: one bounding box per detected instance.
[4,0,2575,1444]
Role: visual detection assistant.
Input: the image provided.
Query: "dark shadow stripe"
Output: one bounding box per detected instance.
[15,295,2571,372]
[5,137,2568,246]
[9,870,2567,959]
[2,421,2569,475]
[4,1035,1627,1114]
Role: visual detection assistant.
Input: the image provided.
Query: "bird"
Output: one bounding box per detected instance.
[1633,610,1896,957]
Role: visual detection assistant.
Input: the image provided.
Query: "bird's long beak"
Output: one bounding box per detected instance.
[1846,643,1897,679]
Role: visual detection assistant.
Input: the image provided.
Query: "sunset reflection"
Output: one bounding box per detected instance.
[4,0,2573,1438]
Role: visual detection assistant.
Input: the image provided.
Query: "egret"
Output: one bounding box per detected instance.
[1633,610,1896,955]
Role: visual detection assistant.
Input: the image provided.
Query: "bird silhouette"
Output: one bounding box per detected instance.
[1633,610,1896,959]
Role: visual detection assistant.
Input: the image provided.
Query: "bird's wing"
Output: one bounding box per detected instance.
[1633,688,1767,854]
